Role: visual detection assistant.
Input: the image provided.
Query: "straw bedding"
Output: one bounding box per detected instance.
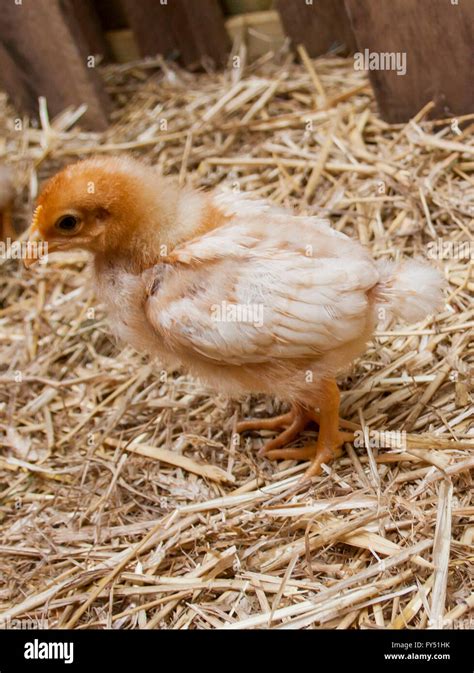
[0,46,473,629]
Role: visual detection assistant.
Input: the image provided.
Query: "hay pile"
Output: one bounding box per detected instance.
[0,46,473,630]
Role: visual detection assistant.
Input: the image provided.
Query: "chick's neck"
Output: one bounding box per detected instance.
[98,179,212,275]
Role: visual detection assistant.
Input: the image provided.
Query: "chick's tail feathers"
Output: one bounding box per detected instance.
[373,259,445,323]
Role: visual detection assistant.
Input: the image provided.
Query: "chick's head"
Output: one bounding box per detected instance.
[25,157,160,266]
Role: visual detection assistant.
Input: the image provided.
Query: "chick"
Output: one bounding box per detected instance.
[25,156,444,478]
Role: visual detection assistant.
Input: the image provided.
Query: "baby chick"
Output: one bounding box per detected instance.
[25,156,444,478]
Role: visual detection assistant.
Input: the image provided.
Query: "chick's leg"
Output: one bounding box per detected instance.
[304,379,347,479]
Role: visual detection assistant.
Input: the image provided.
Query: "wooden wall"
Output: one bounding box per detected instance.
[122,0,229,66]
[278,0,474,122]
[276,0,356,56]
[0,0,229,130]
[0,0,472,129]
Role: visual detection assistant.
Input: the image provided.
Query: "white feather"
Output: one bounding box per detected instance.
[375,259,445,323]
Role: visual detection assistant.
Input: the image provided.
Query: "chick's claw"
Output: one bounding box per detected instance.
[303,443,344,480]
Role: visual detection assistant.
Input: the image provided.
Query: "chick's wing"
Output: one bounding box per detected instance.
[145,215,379,366]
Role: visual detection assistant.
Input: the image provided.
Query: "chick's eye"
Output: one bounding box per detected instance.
[55,215,79,232]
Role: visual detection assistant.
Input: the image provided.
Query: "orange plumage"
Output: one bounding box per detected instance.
[25,156,444,478]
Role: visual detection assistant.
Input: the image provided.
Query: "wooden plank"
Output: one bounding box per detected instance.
[344,0,474,122]
[122,0,229,66]
[168,0,229,67]
[121,0,176,60]
[68,0,112,61]
[0,40,36,125]
[0,0,109,130]
[276,0,356,57]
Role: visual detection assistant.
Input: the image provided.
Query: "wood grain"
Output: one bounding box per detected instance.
[69,0,111,61]
[344,0,474,122]
[122,0,229,66]
[276,0,356,57]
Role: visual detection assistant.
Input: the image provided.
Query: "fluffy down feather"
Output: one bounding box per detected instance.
[374,259,445,323]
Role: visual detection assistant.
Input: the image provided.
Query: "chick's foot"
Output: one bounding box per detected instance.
[238,380,355,476]
[265,430,353,465]
[237,404,316,455]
